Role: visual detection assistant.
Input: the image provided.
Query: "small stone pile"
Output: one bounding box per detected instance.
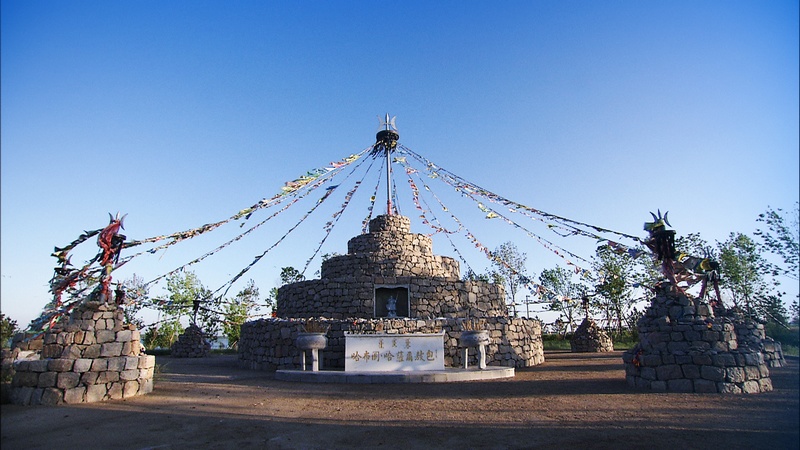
[570,318,614,352]
[623,285,772,394]
[9,301,155,405]
[170,324,211,358]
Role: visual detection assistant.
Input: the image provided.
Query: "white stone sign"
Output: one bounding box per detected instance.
[345,332,445,372]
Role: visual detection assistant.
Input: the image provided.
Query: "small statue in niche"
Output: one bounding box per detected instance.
[386,295,397,318]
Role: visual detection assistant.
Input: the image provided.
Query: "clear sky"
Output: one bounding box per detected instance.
[2,0,798,328]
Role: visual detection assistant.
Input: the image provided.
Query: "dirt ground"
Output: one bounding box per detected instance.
[1,351,798,450]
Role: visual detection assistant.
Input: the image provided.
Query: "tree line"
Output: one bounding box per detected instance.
[469,204,799,339]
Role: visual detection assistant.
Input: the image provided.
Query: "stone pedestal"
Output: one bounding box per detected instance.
[9,302,155,405]
[623,286,772,394]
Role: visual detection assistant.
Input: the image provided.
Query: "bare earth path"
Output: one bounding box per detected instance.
[2,351,798,449]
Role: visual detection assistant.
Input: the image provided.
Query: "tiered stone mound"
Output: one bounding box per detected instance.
[239,317,544,371]
[570,318,614,352]
[277,215,506,319]
[623,286,772,394]
[9,302,155,405]
[243,215,545,371]
[170,324,211,358]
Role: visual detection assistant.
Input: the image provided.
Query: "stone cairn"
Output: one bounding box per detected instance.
[8,301,155,405]
[570,318,614,352]
[240,214,544,371]
[622,285,772,394]
[170,324,211,358]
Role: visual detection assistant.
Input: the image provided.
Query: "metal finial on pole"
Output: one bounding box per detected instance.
[372,114,399,216]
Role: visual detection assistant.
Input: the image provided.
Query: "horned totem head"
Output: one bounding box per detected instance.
[643,209,670,233]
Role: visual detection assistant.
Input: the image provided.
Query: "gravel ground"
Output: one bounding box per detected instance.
[1,351,797,450]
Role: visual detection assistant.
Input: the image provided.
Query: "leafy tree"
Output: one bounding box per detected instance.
[592,245,638,332]
[142,319,184,350]
[1,313,19,348]
[161,271,220,336]
[755,203,799,281]
[538,266,585,335]
[120,274,149,329]
[717,232,787,324]
[489,242,530,317]
[223,279,260,348]
[268,266,305,311]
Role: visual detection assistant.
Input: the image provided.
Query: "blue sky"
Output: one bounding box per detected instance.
[2,0,798,328]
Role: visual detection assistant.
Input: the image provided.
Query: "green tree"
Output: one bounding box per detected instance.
[593,245,638,332]
[755,203,799,281]
[1,313,19,348]
[223,279,260,348]
[717,232,786,324]
[490,242,530,317]
[142,319,184,350]
[268,266,305,311]
[120,274,149,329]
[161,271,220,336]
[538,267,586,335]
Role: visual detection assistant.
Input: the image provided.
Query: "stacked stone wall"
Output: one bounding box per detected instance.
[170,324,212,358]
[9,302,155,405]
[238,317,543,371]
[570,318,614,352]
[623,287,772,394]
[277,276,506,319]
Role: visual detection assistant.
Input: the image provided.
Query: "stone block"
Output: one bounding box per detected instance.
[37,371,57,388]
[726,367,745,383]
[116,330,132,342]
[107,356,126,372]
[139,378,154,394]
[758,378,773,392]
[14,371,39,387]
[96,329,116,344]
[712,354,736,367]
[701,365,725,382]
[29,359,49,372]
[651,381,667,391]
[40,387,63,405]
[656,364,682,381]
[692,354,712,365]
[96,371,119,384]
[742,380,762,394]
[57,372,80,389]
[123,380,140,398]
[124,356,139,370]
[83,344,101,358]
[140,367,155,379]
[107,381,124,399]
[63,386,86,404]
[139,355,156,369]
[48,358,74,372]
[694,379,717,393]
[667,379,693,392]
[120,369,139,381]
[29,387,44,405]
[682,364,700,379]
[86,384,106,402]
[11,386,34,405]
[100,342,123,357]
[91,359,108,372]
[744,366,761,380]
[80,371,99,385]
[73,358,92,372]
